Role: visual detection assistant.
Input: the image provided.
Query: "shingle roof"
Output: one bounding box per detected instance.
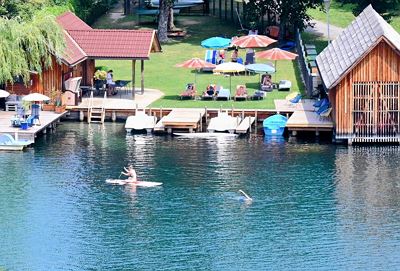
[56,12,161,66]
[56,11,92,31]
[68,29,159,59]
[316,5,400,89]
[62,31,87,66]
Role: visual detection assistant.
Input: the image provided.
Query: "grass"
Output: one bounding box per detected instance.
[96,15,304,109]
[308,0,400,32]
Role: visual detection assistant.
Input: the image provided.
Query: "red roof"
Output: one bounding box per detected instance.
[57,11,92,31]
[56,12,161,66]
[62,31,87,66]
[68,29,158,59]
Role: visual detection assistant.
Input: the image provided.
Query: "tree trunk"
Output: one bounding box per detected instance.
[168,7,175,31]
[158,0,169,42]
[278,20,286,43]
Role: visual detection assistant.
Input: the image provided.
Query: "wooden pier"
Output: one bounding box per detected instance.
[274,99,334,136]
[155,108,206,133]
[0,111,67,143]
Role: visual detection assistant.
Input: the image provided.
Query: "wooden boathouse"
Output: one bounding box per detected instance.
[6,11,161,100]
[317,5,400,144]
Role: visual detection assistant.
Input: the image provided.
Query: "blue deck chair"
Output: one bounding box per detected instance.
[205,50,217,64]
[289,94,302,105]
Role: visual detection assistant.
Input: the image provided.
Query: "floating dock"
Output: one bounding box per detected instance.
[0,111,67,143]
[125,110,157,133]
[155,108,206,133]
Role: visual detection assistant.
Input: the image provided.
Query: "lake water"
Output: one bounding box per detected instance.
[0,122,400,271]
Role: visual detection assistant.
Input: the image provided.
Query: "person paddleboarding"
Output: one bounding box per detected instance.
[121,165,137,183]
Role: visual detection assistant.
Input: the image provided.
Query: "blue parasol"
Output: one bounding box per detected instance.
[201,37,231,49]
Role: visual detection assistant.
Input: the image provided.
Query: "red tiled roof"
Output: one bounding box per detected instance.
[62,31,87,66]
[68,30,159,59]
[57,11,92,31]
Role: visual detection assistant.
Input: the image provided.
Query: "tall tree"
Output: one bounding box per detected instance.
[158,0,175,42]
[352,0,400,21]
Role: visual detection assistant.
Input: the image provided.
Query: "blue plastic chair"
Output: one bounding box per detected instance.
[289,94,302,104]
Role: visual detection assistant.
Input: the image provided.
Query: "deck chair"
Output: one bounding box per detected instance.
[252,90,265,100]
[216,88,230,100]
[180,83,196,100]
[261,74,273,92]
[202,84,217,100]
[286,93,302,107]
[278,80,291,91]
[234,85,248,101]
[318,107,332,121]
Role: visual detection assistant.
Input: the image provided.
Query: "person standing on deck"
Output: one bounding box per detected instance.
[121,165,137,182]
[106,70,115,96]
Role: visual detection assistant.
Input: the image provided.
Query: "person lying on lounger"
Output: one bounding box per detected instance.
[121,165,137,182]
[205,85,217,96]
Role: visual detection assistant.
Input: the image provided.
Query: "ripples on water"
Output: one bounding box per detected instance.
[0,122,400,270]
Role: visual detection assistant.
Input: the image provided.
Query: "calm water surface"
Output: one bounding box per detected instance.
[0,122,400,271]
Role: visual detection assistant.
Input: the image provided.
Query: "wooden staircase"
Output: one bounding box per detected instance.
[88,91,106,124]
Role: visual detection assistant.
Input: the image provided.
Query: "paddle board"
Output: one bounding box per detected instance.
[173,132,239,138]
[106,179,162,187]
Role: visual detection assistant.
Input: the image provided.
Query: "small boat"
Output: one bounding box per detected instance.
[105,179,162,187]
[207,111,241,134]
[263,114,288,136]
[125,110,157,134]
[174,132,239,138]
[0,134,31,151]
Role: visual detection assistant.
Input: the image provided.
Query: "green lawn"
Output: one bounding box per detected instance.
[308,0,400,32]
[96,15,304,109]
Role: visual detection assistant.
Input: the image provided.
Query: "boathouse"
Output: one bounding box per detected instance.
[317,5,400,144]
[6,11,161,99]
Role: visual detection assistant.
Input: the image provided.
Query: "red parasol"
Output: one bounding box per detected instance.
[175,58,216,84]
[231,35,277,48]
[255,48,298,81]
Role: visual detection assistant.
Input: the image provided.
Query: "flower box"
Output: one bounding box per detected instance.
[54,105,66,114]
[42,104,56,111]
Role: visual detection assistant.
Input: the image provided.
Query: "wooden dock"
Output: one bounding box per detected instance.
[286,111,334,134]
[274,99,316,113]
[236,117,256,134]
[0,111,67,143]
[155,108,206,133]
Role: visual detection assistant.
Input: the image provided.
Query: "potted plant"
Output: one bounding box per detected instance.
[94,70,107,92]
[54,92,66,113]
[42,88,58,111]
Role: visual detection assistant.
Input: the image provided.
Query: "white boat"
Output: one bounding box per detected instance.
[0,134,31,151]
[125,110,157,134]
[207,111,241,133]
[174,132,239,138]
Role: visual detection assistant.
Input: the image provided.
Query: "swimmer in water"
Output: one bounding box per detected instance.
[121,165,137,182]
[239,190,252,201]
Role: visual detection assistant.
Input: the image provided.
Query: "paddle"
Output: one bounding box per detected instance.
[239,190,252,201]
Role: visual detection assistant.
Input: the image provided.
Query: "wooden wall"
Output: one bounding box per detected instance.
[331,39,400,138]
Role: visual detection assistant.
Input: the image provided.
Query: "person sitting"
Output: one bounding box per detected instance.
[217,49,225,64]
[206,85,216,96]
[231,48,239,62]
[121,165,137,182]
[106,70,116,96]
[261,74,273,92]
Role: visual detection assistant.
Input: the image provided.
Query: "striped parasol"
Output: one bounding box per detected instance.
[256,48,298,81]
[231,35,277,48]
[175,58,216,84]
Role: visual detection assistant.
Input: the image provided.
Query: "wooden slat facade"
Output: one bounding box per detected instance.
[329,39,400,143]
[6,58,95,99]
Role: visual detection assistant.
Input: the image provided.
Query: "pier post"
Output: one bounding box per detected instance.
[205,106,208,126]
[79,111,84,121]
[315,130,320,137]
[167,128,172,134]
[291,130,297,137]
[255,110,258,134]
[347,138,353,146]
[231,105,234,117]
[112,111,116,122]
[199,113,202,132]
[249,115,252,133]
[160,107,163,119]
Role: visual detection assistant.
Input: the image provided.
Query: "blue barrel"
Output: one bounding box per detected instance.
[263,114,288,136]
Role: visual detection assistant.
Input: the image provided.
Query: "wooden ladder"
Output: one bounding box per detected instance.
[88,91,106,124]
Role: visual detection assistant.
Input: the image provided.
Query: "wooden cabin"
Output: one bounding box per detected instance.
[6,11,161,101]
[317,5,400,144]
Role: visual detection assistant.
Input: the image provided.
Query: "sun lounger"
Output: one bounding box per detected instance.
[234,85,248,101]
[278,80,291,91]
[180,83,196,100]
[216,88,230,100]
[202,84,217,100]
[5,94,23,111]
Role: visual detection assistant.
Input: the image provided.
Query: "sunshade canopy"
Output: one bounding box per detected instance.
[256,48,298,60]
[0,89,10,98]
[175,58,216,69]
[214,62,245,73]
[201,37,231,49]
[245,63,275,74]
[22,93,50,102]
[231,35,277,48]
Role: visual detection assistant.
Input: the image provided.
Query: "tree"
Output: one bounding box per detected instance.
[0,14,66,84]
[158,0,174,42]
[352,0,400,21]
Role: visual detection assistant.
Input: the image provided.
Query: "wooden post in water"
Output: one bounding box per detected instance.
[199,112,202,132]
[255,110,258,134]
[249,115,252,133]
[205,106,208,126]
